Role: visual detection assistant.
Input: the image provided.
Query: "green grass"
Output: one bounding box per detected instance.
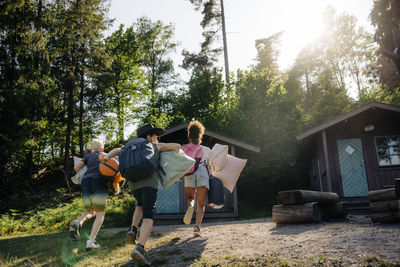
[0,190,135,236]
[0,229,183,266]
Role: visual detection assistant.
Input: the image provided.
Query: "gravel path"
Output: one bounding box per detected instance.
[106,216,400,266]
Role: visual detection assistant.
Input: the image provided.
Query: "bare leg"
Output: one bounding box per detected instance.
[185,187,195,208]
[184,187,196,224]
[137,218,153,246]
[131,206,143,228]
[78,211,94,225]
[90,211,105,240]
[195,186,207,228]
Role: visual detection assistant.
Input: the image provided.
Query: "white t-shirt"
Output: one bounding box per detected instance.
[201,145,211,162]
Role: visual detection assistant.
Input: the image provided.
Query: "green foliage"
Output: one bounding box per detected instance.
[370,0,400,51]
[100,24,145,142]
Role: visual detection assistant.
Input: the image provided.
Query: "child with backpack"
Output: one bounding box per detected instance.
[182,121,211,237]
[104,123,180,266]
[69,139,108,250]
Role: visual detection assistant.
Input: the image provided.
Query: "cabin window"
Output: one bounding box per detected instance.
[374,135,400,167]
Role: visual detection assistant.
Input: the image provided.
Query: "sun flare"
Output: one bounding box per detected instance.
[278,1,325,68]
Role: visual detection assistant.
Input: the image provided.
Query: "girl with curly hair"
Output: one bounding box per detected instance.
[183,120,211,237]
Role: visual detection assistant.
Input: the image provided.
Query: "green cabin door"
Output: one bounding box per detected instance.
[156,182,180,213]
[337,138,369,197]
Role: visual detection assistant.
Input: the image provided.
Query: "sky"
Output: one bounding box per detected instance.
[106,0,375,77]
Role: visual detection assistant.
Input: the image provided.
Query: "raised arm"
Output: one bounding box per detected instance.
[156,142,181,153]
[74,160,85,173]
[105,147,121,161]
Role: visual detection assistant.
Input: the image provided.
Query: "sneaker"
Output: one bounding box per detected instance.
[193,225,202,237]
[126,226,137,245]
[183,206,194,225]
[69,219,81,241]
[86,239,100,250]
[131,244,151,266]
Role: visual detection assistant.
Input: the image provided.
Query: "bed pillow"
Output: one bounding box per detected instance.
[71,156,86,185]
[210,143,228,173]
[212,155,247,193]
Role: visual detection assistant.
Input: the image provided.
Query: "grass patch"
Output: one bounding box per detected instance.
[0,229,182,266]
[0,191,135,236]
[363,255,399,267]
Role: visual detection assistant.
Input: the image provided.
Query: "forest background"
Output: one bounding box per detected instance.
[0,0,399,233]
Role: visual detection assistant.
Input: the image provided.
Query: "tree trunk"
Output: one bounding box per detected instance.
[277,190,339,205]
[370,199,399,213]
[116,95,124,142]
[79,70,84,157]
[367,188,398,202]
[305,69,310,98]
[272,202,321,224]
[220,0,230,85]
[371,211,400,223]
[64,72,75,177]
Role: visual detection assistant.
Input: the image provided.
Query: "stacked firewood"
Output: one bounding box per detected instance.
[367,178,400,223]
[272,190,344,224]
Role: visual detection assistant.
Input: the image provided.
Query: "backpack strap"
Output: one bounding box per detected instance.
[102,161,120,178]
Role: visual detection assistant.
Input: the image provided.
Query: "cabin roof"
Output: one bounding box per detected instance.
[161,122,261,153]
[296,102,400,141]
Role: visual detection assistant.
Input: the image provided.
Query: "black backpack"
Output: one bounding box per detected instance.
[118,138,158,182]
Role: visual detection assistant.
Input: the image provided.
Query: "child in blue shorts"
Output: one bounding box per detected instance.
[69,139,108,250]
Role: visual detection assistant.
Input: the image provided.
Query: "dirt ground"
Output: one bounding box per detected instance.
[108,216,400,266]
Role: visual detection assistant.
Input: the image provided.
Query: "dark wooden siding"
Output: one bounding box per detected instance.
[307,108,400,196]
[320,108,400,196]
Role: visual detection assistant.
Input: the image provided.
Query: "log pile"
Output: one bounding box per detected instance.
[367,179,400,223]
[272,190,344,224]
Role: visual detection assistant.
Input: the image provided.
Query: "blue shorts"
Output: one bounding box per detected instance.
[81,178,108,212]
[184,165,209,189]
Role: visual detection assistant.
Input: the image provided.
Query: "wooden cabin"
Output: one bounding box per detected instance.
[296,102,400,198]
[154,122,260,219]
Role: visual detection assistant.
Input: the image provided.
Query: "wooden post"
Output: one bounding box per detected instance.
[220,0,230,84]
[230,144,238,217]
[322,130,332,192]
[277,190,339,205]
[317,159,323,192]
[369,199,399,213]
[272,202,321,224]
[371,211,400,223]
[367,188,398,202]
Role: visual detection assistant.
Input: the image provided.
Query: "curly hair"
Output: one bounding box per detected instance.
[187,120,205,145]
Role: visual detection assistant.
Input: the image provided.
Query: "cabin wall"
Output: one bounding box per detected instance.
[323,109,400,195]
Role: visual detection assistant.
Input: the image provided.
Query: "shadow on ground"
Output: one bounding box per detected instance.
[119,236,207,267]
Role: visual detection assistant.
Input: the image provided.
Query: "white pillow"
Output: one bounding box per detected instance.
[158,149,195,189]
[71,156,86,185]
[212,155,247,193]
[210,143,228,172]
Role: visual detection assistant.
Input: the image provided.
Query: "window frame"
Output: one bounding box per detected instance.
[374,135,400,167]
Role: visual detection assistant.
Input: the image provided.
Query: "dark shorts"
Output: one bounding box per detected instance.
[81,178,108,212]
[132,187,158,220]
